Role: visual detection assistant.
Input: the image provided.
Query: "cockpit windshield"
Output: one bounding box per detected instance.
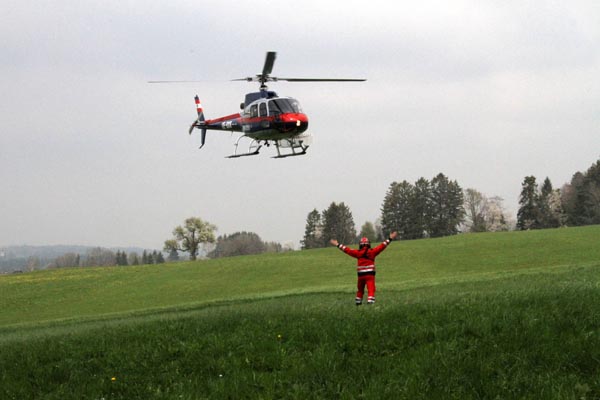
[268,98,302,115]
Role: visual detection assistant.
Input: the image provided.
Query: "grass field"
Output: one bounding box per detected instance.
[1,226,600,399]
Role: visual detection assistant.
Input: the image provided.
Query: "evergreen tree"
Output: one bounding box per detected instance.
[359,221,377,243]
[380,181,414,239]
[562,160,600,226]
[301,208,323,249]
[155,252,165,264]
[408,178,431,239]
[167,249,179,262]
[517,176,540,230]
[321,202,356,245]
[129,252,140,266]
[429,173,464,237]
[116,251,128,266]
[574,160,600,225]
[538,177,561,228]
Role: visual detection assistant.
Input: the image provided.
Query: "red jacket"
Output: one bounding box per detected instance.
[337,238,392,275]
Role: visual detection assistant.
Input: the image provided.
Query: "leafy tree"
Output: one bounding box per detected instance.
[83,247,116,267]
[485,196,512,232]
[301,209,323,249]
[517,176,540,230]
[321,202,356,244]
[54,252,81,268]
[164,217,217,261]
[209,232,266,258]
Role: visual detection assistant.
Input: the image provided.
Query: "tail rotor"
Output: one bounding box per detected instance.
[189,95,207,148]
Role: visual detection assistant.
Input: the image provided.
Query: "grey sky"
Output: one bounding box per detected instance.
[2,0,599,249]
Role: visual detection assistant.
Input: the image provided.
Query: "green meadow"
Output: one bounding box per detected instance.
[2,226,600,399]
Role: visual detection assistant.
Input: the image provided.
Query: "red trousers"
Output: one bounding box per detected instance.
[356,274,376,303]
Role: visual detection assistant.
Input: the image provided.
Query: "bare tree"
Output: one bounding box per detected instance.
[463,188,488,232]
[463,189,512,232]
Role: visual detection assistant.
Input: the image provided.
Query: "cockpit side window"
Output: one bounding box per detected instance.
[250,104,258,118]
[259,102,267,117]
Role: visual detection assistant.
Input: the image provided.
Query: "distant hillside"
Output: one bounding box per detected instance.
[0,244,158,273]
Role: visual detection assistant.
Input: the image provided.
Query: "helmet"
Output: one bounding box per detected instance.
[359,237,371,248]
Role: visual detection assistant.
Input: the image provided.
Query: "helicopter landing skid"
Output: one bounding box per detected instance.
[226,136,262,158]
[226,147,262,158]
[272,140,309,159]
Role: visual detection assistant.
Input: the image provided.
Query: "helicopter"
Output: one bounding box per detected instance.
[150,52,365,158]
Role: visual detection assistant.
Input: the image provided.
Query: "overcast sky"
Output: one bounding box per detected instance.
[2,0,599,250]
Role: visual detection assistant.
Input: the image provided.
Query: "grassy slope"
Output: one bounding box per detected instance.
[1,226,600,399]
[2,226,599,328]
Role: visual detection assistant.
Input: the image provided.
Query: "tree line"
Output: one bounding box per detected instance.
[301,159,600,249]
[517,159,600,229]
[14,248,167,271]
[301,173,472,249]
[163,217,292,261]
[14,159,597,271]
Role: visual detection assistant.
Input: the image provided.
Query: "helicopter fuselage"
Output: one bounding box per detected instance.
[200,93,309,141]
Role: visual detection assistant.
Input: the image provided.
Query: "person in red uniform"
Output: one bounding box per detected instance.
[330,231,398,305]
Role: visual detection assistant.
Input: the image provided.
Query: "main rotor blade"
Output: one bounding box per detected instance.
[263,51,277,77]
[148,80,208,83]
[276,78,367,82]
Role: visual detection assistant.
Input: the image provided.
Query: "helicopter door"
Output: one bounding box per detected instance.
[259,102,270,128]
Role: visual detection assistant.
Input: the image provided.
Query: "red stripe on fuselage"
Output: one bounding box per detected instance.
[206,113,241,124]
[239,113,308,124]
[207,113,308,125]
